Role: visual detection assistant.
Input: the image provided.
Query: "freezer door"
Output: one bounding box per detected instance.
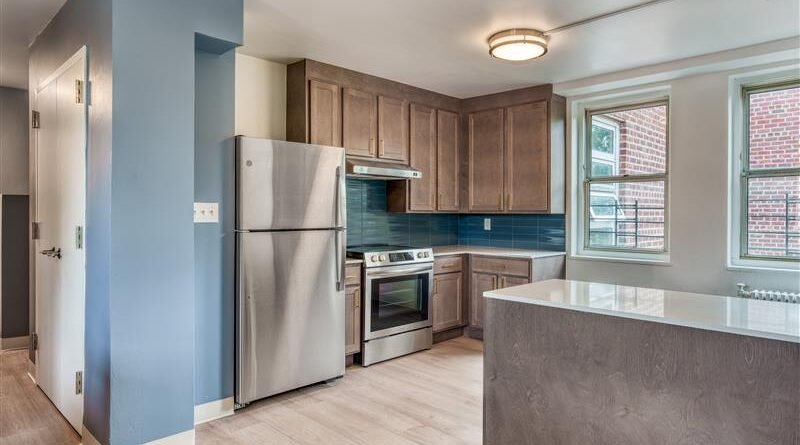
[236,230,345,404]
[236,137,346,231]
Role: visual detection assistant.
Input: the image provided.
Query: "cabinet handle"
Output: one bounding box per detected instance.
[438,193,443,208]
[506,193,511,209]
[501,277,506,288]
[369,137,375,155]
[434,278,438,294]
[354,288,360,308]
[432,192,436,208]
[492,275,498,290]
[498,194,503,210]
[380,139,385,156]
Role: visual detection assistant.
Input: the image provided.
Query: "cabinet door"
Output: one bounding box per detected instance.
[432,272,464,332]
[470,272,497,328]
[309,80,341,147]
[342,88,377,157]
[436,110,459,211]
[409,104,437,211]
[468,109,504,212]
[505,101,549,212]
[499,275,529,289]
[377,95,409,162]
[345,285,361,355]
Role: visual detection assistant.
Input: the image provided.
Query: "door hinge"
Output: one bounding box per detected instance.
[75,80,84,104]
[75,226,83,249]
[75,371,83,395]
[32,222,40,240]
[32,111,40,129]
[32,332,38,351]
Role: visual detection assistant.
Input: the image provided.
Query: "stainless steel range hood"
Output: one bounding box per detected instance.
[346,158,422,180]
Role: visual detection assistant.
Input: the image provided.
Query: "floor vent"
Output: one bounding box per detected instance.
[736,283,799,304]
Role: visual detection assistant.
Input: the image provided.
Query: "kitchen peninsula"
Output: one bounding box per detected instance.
[483,279,800,445]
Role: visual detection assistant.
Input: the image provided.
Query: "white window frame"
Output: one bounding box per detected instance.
[728,68,800,272]
[571,88,671,263]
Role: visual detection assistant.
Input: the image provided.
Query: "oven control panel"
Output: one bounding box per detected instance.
[363,248,433,268]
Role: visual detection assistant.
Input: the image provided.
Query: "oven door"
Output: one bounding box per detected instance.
[363,264,433,340]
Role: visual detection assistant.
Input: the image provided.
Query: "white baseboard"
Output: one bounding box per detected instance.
[143,429,195,445]
[194,397,235,425]
[1,335,29,350]
[81,426,101,445]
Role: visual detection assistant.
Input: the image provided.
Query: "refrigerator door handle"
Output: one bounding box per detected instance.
[335,166,342,228]
[335,229,345,291]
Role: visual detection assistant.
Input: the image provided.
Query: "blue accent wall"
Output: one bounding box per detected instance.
[194,48,235,406]
[346,179,566,251]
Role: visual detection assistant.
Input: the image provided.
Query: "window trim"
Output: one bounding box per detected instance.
[738,80,800,263]
[582,99,670,256]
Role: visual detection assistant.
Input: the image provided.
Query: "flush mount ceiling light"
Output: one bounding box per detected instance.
[488,29,548,62]
[487,0,676,63]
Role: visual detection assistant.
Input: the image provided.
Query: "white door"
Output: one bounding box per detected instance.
[34,47,87,433]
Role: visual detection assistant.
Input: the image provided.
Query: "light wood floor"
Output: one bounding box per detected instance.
[0,349,80,445]
[197,336,483,445]
[0,337,482,445]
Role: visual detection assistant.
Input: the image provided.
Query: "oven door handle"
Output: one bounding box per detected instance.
[367,266,433,279]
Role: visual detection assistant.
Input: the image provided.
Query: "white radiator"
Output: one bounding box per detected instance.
[736,283,800,304]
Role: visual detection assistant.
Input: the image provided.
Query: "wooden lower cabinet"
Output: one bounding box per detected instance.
[470,272,499,329]
[432,272,464,333]
[469,256,533,330]
[345,264,362,356]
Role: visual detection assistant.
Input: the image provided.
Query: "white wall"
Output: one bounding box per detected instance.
[558,42,800,296]
[234,53,286,140]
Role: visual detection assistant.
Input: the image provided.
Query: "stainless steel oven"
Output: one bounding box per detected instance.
[363,263,433,341]
[346,245,434,366]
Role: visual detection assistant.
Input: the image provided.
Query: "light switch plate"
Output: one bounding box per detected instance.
[194,202,219,223]
[484,218,491,231]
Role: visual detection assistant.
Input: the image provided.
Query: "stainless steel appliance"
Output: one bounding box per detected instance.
[345,158,422,179]
[235,137,346,406]
[346,245,434,366]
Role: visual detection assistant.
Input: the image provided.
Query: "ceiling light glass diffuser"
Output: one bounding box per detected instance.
[488,29,548,62]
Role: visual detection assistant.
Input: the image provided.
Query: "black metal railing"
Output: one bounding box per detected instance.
[746,193,799,258]
[588,200,664,249]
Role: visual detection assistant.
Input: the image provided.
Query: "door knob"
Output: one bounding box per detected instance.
[39,247,62,259]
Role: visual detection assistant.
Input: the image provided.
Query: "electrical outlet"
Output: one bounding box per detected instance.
[194,202,219,223]
[484,218,491,231]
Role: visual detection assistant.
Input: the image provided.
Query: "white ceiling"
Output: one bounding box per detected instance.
[0,0,67,89]
[241,0,800,98]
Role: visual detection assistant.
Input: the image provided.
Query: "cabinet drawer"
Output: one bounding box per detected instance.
[471,256,530,278]
[434,255,463,274]
[345,265,361,286]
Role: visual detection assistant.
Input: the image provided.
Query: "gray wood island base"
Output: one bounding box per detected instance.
[483,280,800,445]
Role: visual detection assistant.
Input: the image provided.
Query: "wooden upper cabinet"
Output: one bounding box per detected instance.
[377,95,409,162]
[468,109,505,212]
[342,88,377,158]
[309,80,341,147]
[436,110,459,211]
[408,104,437,211]
[506,101,549,212]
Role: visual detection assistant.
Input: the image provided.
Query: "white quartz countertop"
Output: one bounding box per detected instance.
[484,279,800,344]
[432,245,566,259]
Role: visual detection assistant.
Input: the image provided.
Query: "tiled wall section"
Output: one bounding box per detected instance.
[346,179,566,251]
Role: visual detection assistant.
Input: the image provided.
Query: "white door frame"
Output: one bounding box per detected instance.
[33,45,88,433]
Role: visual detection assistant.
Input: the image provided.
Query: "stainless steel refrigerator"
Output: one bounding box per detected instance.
[235,137,346,405]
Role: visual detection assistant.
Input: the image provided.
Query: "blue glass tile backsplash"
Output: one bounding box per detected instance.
[346,179,565,251]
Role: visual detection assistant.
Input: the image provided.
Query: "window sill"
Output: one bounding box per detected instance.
[726,260,799,273]
[569,253,672,267]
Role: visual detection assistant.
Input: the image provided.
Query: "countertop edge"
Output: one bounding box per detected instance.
[484,288,800,344]
[431,246,566,259]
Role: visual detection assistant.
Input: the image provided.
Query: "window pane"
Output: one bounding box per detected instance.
[591,161,614,177]
[746,175,800,258]
[590,104,667,177]
[591,124,615,155]
[748,86,800,170]
[588,181,665,251]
